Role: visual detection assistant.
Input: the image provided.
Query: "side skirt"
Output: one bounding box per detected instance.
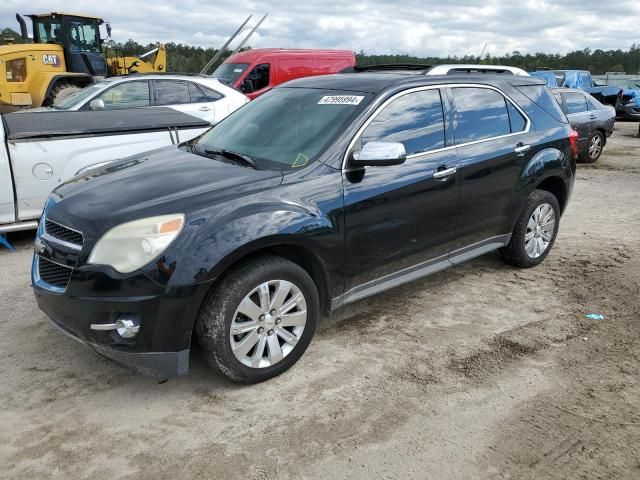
[331,234,510,310]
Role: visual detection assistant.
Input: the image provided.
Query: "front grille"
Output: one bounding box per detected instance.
[38,256,73,290]
[45,218,84,247]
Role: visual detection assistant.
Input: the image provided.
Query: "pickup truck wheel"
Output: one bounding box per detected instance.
[581,131,604,163]
[195,255,319,383]
[501,190,560,268]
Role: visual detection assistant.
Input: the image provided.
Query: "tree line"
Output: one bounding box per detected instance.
[356,46,640,75]
[2,26,639,75]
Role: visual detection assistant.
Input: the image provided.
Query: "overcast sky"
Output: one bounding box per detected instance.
[2,0,639,57]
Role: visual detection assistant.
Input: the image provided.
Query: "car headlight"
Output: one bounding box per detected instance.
[88,214,185,273]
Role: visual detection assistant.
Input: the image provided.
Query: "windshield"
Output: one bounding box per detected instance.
[212,63,250,84]
[55,82,110,110]
[194,88,371,171]
[625,80,640,89]
[67,20,101,52]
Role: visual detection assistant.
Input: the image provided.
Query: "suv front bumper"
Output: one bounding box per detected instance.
[32,255,211,378]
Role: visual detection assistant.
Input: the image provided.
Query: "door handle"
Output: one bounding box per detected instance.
[90,322,118,331]
[199,106,211,111]
[432,166,457,180]
[514,144,531,156]
[589,115,597,120]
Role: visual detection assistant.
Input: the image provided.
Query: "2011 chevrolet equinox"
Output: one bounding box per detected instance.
[33,72,576,383]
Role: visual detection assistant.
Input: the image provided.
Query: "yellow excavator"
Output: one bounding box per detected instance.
[0,12,166,108]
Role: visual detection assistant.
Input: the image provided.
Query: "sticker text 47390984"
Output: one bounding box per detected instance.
[318,95,364,105]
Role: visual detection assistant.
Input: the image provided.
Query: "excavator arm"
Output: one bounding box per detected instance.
[107,44,166,76]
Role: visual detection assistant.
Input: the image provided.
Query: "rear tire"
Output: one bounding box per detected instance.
[580,131,604,163]
[44,82,82,107]
[501,190,560,268]
[195,255,319,384]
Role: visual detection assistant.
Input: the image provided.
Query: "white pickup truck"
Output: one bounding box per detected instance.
[0,108,211,233]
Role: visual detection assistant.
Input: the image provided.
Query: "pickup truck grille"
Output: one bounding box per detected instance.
[45,218,84,247]
[38,257,73,290]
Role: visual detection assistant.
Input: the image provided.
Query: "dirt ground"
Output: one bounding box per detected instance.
[1,123,639,480]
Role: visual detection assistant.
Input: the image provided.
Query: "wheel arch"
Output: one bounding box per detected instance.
[535,175,567,213]
[204,237,333,316]
[43,74,94,103]
[594,127,607,146]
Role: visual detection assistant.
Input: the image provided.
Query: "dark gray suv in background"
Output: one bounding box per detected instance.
[33,72,577,383]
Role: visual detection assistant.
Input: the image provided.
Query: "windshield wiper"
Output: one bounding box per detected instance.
[204,149,259,170]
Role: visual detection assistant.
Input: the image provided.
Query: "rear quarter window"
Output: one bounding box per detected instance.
[515,85,568,123]
[198,85,224,101]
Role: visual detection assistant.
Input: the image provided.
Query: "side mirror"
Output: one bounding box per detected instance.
[89,98,105,111]
[351,141,407,167]
[241,79,254,94]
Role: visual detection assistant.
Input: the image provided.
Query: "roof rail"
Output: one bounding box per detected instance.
[122,72,211,78]
[349,64,433,73]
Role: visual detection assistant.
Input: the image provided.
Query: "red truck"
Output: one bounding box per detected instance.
[212,48,356,100]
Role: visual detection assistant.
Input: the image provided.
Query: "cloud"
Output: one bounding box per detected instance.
[2,0,639,56]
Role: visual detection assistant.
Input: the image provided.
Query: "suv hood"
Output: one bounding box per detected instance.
[47,146,284,241]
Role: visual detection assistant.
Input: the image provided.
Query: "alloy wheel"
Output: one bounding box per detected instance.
[525,203,556,259]
[230,280,307,368]
[588,134,602,160]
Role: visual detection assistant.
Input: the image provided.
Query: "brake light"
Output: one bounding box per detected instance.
[569,129,579,159]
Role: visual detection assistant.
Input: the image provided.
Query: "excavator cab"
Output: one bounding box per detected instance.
[27,13,108,77]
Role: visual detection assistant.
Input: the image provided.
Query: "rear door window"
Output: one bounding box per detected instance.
[586,96,601,111]
[506,102,527,132]
[155,80,191,106]
[361,89,445,155]
[188,82,208,103]
[563,92,588,114]
[452,87,511,144]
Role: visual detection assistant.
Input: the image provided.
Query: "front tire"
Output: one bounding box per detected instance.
[501,190,560,268]
[44,82,82,107]
[195,255,319,383]
[581,131,604,163]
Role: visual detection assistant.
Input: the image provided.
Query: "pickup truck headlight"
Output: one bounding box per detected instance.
[88,214,185,273]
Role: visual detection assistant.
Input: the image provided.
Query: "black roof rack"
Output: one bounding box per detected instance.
[122,72,211,78]
[346,64,433,73]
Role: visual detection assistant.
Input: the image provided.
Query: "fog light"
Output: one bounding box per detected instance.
[116,318,140,338]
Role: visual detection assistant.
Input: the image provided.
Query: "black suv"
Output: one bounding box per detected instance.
[33,73,576,383]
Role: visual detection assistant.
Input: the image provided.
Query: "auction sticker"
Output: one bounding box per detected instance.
[318,95,364,105]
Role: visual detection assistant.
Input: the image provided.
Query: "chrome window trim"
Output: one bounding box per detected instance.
[342,83,532,170]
